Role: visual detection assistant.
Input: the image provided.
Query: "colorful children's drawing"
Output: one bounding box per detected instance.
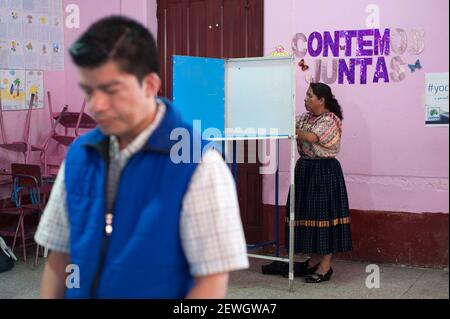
[10,41,18,52]
[0,70,43,110]
[0,70,26,109]
[39,16,47,25]
[25,70,44,109]
[11,78,21,97]
[28,84,39,105]
[28,84,38,95]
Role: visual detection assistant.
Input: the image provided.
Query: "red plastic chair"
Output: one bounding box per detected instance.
[0,93,46,166]
[41,91,96,176]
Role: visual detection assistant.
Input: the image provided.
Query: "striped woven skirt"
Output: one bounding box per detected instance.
[285,157,353,255]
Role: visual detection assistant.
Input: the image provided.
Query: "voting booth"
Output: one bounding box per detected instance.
[173,55,298,290]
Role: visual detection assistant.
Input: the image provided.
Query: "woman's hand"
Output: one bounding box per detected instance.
[296,129,319,144]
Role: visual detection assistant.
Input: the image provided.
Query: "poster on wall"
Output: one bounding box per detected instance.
[0,0,64,70]
[425,72,449,127]
[0,68,44,110]
[0,69,26,110]
[25,69,43,109]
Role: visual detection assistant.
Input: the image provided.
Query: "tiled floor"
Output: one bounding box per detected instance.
[0,256,448,299]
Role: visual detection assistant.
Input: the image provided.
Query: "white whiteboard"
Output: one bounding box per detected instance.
[225,56,295,138]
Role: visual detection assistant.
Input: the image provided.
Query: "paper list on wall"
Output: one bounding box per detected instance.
[22,0,35,10]
[34,0,49,12]
[0,38,9,68]
[24,39,38,69]
[7,10,23,38]
[51,42,63,69]
[0,0,63,70]
[38,42,51,69]
[8,38,24,69]
[8,0,23,10]
[49,0,61,15]
[22,12,38,39]
[0,11,7,38]
[50,15,63,41]
[0,39,8,68]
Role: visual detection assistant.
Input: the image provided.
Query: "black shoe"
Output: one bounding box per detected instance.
[304,267,333,283]
[261,261,288,275]
[282,260,312,278]
[305,262,320,275]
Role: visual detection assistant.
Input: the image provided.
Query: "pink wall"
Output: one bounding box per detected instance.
[2,0,447,214]
[263,0,449,213]
[64,0,155,109]
[147,0,158,38]
[63,0,121,113]
[121,0,147,26]
[1,0,157,172]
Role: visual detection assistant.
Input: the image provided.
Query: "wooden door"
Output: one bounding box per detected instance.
[157,0,264,244]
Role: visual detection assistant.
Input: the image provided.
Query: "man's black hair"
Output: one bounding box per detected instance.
[69,15,159,83]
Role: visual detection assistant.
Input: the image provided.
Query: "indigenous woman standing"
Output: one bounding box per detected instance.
[286,82,352,283]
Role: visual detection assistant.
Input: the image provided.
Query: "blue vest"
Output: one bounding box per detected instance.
[64,99,208,298]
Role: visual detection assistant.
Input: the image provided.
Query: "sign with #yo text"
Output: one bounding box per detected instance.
[425,72,449,126]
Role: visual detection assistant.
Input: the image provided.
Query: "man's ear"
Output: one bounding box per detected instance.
[143,72,161,98]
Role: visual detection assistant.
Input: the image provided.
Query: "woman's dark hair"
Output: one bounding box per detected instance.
[69,16,159,83]
[309,82,344,120]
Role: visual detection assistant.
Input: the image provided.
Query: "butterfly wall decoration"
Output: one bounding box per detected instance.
[408,59,422,72]
[298,59,309,71]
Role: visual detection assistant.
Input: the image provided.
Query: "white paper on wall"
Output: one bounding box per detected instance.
[49,0,61,15]
[8,0,23,10]
[35,0,49,13]
[50,15,63,42]
[1,0,63,71]
[24,39,38,69]
[0,11,8,38]
[51,41,63,69]
[0,39,8,68]
[38,42,51,69]
[7,39,24,69]
[22,0,34,10]
[22,11,38,39]
[37,14,50,42]
[7,9,23,38]
[425,72,449,127]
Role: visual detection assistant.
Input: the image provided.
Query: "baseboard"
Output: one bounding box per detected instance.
[260,205,449,268]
